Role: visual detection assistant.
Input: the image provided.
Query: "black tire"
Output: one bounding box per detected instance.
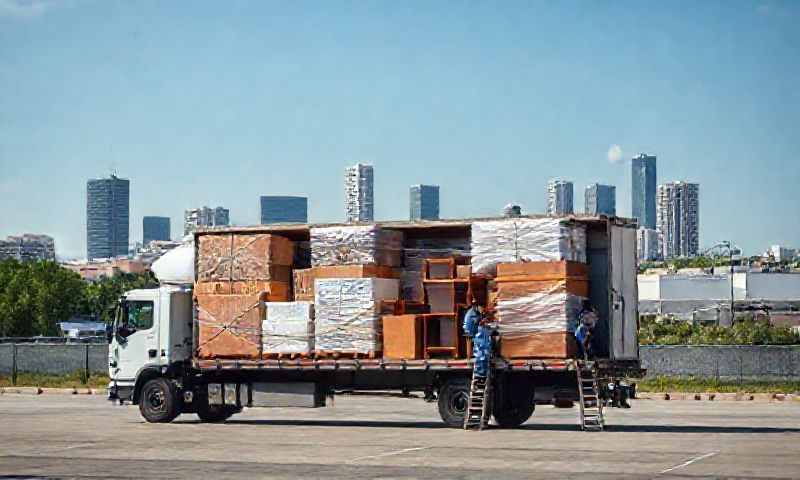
[437,377,470,428]
[196,398,237,423]
[492,377,535,428]
[139,378,180,423]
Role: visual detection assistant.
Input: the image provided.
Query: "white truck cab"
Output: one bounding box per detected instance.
[108,285,193,404]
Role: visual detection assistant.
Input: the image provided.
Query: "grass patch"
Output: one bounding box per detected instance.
[0,371,109,389]
[635,375,800,394]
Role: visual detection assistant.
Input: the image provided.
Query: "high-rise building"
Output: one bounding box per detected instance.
[631,153,657,229]
[637,228,662,262]
[409,184,440,221]
[657,181,700,258]
[184,206,230,236]
[768,245,797,263]
[584,183,616,216]
[142,216,171,245]
[0,234,56,261]
[260,196,308,224]
[547,179,574,216]
[345,163,374,222]
[87,174,129,260]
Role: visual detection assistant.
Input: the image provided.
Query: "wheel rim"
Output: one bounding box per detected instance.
[146,386,166,413]
[449,390,468,416]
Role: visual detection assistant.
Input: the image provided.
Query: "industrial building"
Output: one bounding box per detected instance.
[345,163,374,222]
[657,181,699,258]
[87,174,130,260]
[142,216,171,245]
[546,179,574,215]
[638,272,800,325]
[260,196,308,224]
[184,206,229,236]
[409,184,440,220]
[631,153,657,229]
[584,183,616,216]
[0,234,56,261]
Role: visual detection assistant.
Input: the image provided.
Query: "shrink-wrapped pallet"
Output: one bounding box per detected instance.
[196,293,265,359]
[310,226,403,267]
[197,233,294,282]
[314,278,399,354]
[471,218,586,276]
[262,301,314,355]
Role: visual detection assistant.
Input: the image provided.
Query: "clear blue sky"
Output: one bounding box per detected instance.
[1,0,798,258]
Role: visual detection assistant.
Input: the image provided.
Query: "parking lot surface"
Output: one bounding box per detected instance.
[1,394,799,479]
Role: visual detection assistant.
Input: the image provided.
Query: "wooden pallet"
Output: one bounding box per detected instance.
[314,350,381,359]
[262,352,312,360]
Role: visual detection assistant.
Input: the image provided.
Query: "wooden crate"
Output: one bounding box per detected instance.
[194,280,290,299]
[495,260,588,279]
[494,278,589,298]
[312,264,401,279]
[196,292,267,359]
[499,332,578,359]
[382,314,424,360]
[424,258,456,280]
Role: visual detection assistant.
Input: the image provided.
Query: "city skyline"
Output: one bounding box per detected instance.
[2,2,798,257]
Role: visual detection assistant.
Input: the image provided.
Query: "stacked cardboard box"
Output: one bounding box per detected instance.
[471,218,586,276]
[492,261,588,359]
[196,233,294,359]
[314,278,399,355]
[262,301,314,355]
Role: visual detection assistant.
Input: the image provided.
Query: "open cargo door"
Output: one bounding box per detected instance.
[609,223,639,359]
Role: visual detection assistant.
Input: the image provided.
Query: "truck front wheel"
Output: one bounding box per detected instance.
[437,377,470,428]
[139,378,181,423]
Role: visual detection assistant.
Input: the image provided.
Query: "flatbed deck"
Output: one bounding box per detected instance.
[193,357,644,377]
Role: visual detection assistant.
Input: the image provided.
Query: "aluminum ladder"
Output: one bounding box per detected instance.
[576,358,604,431]
[463,360,493,431]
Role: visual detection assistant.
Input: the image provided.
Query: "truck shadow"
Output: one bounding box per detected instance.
[518,424,800,433]
[179,419,800,433]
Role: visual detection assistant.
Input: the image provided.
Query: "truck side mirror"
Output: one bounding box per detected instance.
[106,325,113,344]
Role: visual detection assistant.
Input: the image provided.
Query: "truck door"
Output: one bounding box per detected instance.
[609,224,639,359]
[111,299,159,382]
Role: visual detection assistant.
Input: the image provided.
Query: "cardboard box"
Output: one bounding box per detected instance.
[499,332,578,359]
[495,278,589,298]
[293,269,315,301]
[197,233,294,282]
[382,315,424,360]
[312,264,400,279]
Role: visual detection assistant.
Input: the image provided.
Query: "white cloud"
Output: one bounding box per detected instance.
[0,0,61,18]
[607,144,623,164]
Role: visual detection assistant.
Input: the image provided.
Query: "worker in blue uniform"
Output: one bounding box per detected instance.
[463,298,491,377]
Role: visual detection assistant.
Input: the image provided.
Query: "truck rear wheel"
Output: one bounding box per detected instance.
[196,394,238,423]
[139,378,180,423]
[437,377,470,428]
[492,376,535,428]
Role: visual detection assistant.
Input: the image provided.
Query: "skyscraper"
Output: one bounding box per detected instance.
[657,181,700,258]
[631,153,657,229]
[184,206,230,236]
[409,184,440,221]
[260,196,308,224]
[87,174,129,260]
[547,179,574,216]
[637,228,662,262]
[584,183,616,216]
[143,216,171,245]
[345,163,374,222]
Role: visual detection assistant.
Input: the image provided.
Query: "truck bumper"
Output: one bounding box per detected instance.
[107,381,134,403]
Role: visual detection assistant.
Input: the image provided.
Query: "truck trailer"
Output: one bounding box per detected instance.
[108,215,644,428]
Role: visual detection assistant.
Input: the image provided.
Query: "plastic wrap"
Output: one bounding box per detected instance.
[310,226,403,267]
[495,291,585,337]
[197,233,294,282]
[262,302,314,354]
[151,242,194,285]
[196,293,264,359]
[314,278,399,353]
[471,218,586,275]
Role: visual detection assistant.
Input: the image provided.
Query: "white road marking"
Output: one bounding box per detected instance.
[348,446,432,463]
[660,451,718,474]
